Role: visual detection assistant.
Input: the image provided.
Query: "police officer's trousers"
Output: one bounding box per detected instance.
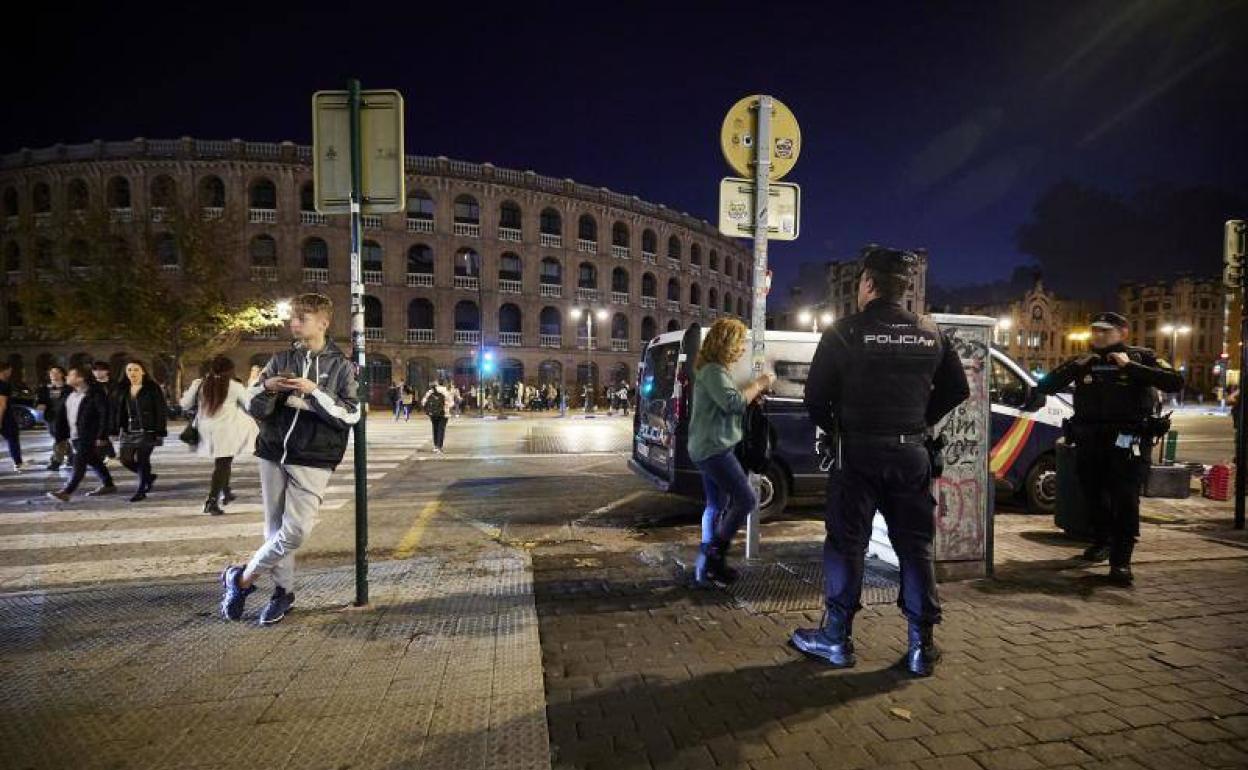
[1074,439,1146,567]
[823,441,941,626]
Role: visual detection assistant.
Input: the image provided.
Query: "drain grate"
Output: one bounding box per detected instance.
[729,559,899,614]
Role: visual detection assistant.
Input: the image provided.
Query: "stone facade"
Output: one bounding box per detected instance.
[964,278,1098,377]
[825,249,929,321]
[1119,277,1228,395]
[0,139,753,402]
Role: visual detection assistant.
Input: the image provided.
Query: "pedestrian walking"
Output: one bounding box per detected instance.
[1035,311,1183,586]
[35,366,71,470]
[793,246,969,677]
[180,356,259,515]
[220,293,360,626]
[389,380,403,421]
[450,383,463,416]
[45,364,116,501]
[0,361,23,472]
[400,384,415,421]
[422,379,452,453]
[113,360,168,502]
[90,361,118,463]
[688,318,775,588]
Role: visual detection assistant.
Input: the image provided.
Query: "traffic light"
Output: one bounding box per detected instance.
[481,350,496,376]
[1226,220,1247,289]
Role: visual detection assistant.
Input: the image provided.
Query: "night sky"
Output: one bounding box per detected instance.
[7,1,1247,299]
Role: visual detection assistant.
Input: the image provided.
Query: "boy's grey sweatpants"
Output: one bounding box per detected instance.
[245,458,333,591]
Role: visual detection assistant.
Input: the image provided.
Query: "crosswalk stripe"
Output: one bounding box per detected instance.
[0,554,241,591]
[0,522,264,551]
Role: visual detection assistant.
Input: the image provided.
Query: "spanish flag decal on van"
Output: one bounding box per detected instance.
[990,418,1034,479]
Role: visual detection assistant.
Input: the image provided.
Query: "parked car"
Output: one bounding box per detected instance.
[629,320,1072,518]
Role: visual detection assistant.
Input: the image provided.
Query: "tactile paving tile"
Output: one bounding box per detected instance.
[521,424,632,454]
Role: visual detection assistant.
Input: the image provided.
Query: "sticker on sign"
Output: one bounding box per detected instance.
[717,177,800,241]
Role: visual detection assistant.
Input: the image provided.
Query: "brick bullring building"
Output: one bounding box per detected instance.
[0,138,753,403]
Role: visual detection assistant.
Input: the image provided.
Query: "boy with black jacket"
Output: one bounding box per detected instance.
[220,293,360,625]
[46,365,116,501]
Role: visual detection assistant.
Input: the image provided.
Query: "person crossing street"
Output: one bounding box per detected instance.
[421,379,452,453]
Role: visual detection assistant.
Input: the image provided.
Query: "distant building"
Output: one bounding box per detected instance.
[1118,277,1227,396]
[964,277,1098,377]
[826,248,928,320]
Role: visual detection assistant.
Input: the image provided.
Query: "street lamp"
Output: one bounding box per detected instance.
[571,307,609,413]
[1160,323,1191,405]
[796,307,834,332]
[464,251,486,416]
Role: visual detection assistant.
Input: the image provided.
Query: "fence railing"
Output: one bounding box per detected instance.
[406,328,434,343]
[406,272,434,288]
[454,330,481,345]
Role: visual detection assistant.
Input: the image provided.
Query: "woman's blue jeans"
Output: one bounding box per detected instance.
[695,449,758,548]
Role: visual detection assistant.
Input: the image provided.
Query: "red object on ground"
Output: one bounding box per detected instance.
[1203,463,1232,501]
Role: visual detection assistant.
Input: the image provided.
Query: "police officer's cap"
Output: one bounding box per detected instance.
[1089,312,1128,330]
[860,245,918,278]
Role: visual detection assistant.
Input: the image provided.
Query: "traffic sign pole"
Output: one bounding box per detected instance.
[745,96,773,561]
[348,78,370,605]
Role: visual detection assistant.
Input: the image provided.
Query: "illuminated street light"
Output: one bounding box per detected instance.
[275,299,292,321]
[570,306,609,413]
[996,317,1013,330]
[797,309,812,326]
[820,312,834,327]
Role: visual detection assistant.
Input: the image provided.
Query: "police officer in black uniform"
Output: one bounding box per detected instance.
[1034,312,1182,585]
[792,246,969,677]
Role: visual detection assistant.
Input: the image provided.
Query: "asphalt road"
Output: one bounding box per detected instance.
[1170,408,1236,465]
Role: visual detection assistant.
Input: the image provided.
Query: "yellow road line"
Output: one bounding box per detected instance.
[393,500,441,559]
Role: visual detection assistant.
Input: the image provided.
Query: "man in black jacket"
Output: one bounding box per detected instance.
[46,365,116,501]
[35,366,71,470]
[220,293,360,626]
[792,246,969,677]
[1035,312,1183,585]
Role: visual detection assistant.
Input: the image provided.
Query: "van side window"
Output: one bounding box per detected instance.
[641,342,680,400]
[773,361,810,399]
[990,358,1028,409]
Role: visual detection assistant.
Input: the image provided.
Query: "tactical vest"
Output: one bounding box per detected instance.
[835,310,944,435]
[1071,345,1161,426]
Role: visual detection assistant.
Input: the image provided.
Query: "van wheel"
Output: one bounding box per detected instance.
[1025,453,1057,515]
[758,465,788,520]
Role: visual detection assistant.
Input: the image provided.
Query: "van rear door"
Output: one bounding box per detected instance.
[630,326,701,492]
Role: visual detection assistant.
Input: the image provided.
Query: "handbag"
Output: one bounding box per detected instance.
[179,411,200,446]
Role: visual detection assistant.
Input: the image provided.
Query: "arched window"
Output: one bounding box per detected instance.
[454,300,480,331]
[736,297,745,317]
[641,316,657,340]
[611,267,629,293]
[540,208,561,236]
[34,239,55,271]
[2,188,18,217]
[540,257,562,285]
[724,255,733,276]
[578,214,597,242]
[4,242,20,272]
[499,200,522,230]
[709,250,719,271]
[364,296,383,329]
[5,303,22,327]
[455,247,480,276]
[612,222,629,248]
[738,263,745,283]
[539,360,562,385]
[611,313,629,340]
[723,292,733,313]
[32,183,51,213]
[500,359,524,387]
[67,240,89,269]
[666,319,680,332]
[249,235,277,266]
[578,262,597,289]
[539,306,562,336]
[407,189,434,220]
[249,178,277,210]
[198,176,225,208]
[67,179,89,211]
[689,283,701,306]
[642,272,657,297]
[709,287,719,310]
[499,303,522,333]
[499,252,522,281]
[362,240,383,271]
[642,229,657,254]
[107,177,131,209]
[690,244,701,266]
[667,277,680,301]
[150,176,176,209]
[667,235,681,260]
[154,234,178,267]
[453,194,479,224]
[302,238,329,269]
[407,298,435,329]
[300,182,315,212]
[407,244,433,274]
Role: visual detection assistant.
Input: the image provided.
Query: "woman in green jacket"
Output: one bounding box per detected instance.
[690,318,775,586]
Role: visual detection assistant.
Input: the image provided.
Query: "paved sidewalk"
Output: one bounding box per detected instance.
[1,551,549,770]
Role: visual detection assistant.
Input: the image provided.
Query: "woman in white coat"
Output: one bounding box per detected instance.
[181,356,259,515]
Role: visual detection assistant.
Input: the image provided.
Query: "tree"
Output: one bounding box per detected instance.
[16,204,281,397]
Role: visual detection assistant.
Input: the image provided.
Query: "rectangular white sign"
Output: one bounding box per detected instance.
[312,90,405,215]
[717,177,800,241]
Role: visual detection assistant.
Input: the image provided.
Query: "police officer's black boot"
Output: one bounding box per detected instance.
[1080,543,1110,562]
[1108,541,1134,586]
[790,610,855,668]
[905,623,940,677]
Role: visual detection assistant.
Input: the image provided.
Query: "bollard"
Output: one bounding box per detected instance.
[1164,430,1179,464]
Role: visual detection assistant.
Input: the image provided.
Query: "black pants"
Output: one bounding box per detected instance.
[823,441,940,626]
[429,415,448,449]
[64,439,113,494]
[210,456,233,499]
[2,423,21,466]
[1075,439,1146,567]
[120,443,155,491]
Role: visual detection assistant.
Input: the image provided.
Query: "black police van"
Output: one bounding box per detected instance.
[628,322,1072,518]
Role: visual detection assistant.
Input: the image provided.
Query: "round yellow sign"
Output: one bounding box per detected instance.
[720,95,801,181]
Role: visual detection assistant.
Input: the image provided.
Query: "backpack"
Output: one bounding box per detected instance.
[424,388,446,417]
[735,400,772,474]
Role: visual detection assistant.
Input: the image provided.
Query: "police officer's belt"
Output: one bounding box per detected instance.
[842,431,927,446]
